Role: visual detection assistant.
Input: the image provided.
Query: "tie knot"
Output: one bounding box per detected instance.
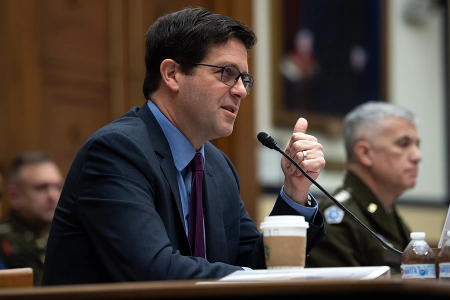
[191,153,204,172]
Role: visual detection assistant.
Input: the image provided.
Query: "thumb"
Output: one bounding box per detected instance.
[293,117,308,134]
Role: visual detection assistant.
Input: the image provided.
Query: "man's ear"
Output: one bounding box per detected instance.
[7,185,22,210]
[160,59,180,93]
[354,140,374,167]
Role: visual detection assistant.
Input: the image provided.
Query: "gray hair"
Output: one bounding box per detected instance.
[343,101,418,161]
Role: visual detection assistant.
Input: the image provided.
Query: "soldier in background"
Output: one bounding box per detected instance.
[0,152,63,285]
[306,102,422,274]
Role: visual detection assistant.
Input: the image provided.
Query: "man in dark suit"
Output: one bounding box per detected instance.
[42,8,326,285]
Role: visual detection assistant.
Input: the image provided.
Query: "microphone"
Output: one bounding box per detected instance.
[257,131,403,256]
[257,132,279,150]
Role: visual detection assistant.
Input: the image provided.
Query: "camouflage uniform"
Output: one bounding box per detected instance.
[305,171,411,274]
[0,213,47,286]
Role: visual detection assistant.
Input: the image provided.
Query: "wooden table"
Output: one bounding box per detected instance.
[0,277,449,300]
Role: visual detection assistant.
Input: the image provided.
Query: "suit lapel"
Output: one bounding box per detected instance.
[137,103,186,233]
[160,158,185,231]
[203,157,228,263]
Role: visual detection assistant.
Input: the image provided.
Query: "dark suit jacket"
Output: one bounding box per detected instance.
[42,103,325,285]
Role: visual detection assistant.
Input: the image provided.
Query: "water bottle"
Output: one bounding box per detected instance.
[400,232,436,279]
[439,231,450,281]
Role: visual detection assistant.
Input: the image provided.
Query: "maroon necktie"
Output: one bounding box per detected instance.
[188,153,205,258]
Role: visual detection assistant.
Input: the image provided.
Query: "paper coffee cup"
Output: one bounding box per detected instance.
[260,215,309,269]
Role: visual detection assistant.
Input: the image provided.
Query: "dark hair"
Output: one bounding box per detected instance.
[142,7,257,99]
[8,151,56,184]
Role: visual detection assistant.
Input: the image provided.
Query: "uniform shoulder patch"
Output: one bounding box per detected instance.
[324,205,345,224]
[333,189,351,203]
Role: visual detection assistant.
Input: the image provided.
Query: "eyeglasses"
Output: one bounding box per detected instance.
[194,63,254,95]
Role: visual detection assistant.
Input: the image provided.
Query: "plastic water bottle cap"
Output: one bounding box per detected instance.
[410,232,426,239]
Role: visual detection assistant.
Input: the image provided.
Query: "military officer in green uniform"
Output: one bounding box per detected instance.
[0,152,63,285]
[306,102,422,274]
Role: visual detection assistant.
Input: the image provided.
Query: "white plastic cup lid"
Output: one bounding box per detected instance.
[410,232,425,239]
[263,215,306,223]
[260,215,309,229]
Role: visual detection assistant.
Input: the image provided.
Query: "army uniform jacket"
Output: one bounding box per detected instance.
[0,213,47,286]
[305,171,411,274]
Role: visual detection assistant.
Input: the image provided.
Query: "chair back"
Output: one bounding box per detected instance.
[0,268,33,288]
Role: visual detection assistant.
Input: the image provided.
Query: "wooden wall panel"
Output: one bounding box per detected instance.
[37,0,110,176]
[1,0,41,158]
[37,1,109,64]
[108,0,128,120]
[0,0,9,207]
[0,0,8,171]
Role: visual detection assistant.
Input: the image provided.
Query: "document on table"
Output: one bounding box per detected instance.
[216,266,390,282]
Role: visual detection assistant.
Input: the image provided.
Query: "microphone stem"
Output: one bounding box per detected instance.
[276,147,403,256]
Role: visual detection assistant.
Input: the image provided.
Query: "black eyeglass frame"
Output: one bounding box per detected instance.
[193,63,254,95]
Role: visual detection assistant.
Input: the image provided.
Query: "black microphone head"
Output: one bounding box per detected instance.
[257,132,278,150]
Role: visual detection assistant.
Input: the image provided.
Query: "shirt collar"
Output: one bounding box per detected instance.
[344,171,382,208]
[147,100,205,172]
